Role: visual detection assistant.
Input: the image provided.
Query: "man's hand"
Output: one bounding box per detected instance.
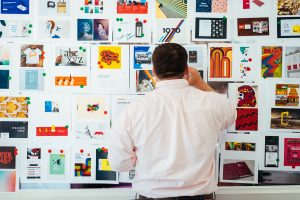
[187,67,214,92]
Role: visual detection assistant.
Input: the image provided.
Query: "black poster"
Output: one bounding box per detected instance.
[0,121,28,138]
[95,148,117,181]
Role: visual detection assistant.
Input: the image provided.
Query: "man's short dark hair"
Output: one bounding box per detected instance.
[152,43,188,79]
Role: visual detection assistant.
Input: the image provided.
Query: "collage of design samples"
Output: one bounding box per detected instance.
[0,0,300,193]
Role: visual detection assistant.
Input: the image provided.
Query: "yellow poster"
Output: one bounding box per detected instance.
[0,97,28,118]
[98,46,121,69]
[99,159,112,171]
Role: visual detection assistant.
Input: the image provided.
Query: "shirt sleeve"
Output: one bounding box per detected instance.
[218,95,237,131]
[23,48,31,56]
[108,109,136,172]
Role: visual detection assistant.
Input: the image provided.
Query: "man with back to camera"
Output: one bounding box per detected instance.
[108,43,236,200]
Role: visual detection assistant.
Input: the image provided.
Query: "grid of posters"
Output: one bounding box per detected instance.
[1,0,300,193]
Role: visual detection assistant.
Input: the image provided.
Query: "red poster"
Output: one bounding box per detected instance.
[284,138,300,168]
[36,127,68,136]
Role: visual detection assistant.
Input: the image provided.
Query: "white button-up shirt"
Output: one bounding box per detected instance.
[108,79,236,198]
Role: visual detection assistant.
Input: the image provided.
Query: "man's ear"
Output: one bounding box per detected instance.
[152,67,160,82]
[183,65,189,80]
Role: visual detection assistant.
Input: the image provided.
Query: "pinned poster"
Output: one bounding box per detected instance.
[228,83,260,132]
[38,0,71,16]
[0,146,17,192]
[208,43,233,81]
[284,46,300,78]
[46,147,70,182]
[0,0,30,14]
[71,146,93,183]
[0,121,28,139]
[130,45,156,94]
[46,68,91,94]
[53,44,90,67]
[0,20,34,41]
[95,147,118,183]
[91,45,129,94]
[73,0,114,17]
[38,19,71,41]
[28,94,71,139]
[232,43,259,82]
[0,96,29,119]
[261,46,283,78]
[77,18,112,42]
[153,18,189,44]
[72,95,110,141]
[220,133,259,184]
[113,16,151,43]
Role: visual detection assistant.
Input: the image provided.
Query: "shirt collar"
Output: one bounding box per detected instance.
[155,79,189,89]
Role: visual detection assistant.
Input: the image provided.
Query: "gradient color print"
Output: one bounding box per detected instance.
[210,47,232,78]
[158,19,185,42]
[0,171,16,192]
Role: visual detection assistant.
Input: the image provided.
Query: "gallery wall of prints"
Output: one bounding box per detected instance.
[0,0,300,193]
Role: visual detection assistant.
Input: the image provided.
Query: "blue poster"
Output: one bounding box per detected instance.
[134,46,152,69]
[196,0,212,13]
[0,70,9,89]
[1,0,30,14]
[25,70,38,89]
[77,19,93,41]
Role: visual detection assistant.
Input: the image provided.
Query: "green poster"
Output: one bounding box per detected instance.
[50,154,65,175]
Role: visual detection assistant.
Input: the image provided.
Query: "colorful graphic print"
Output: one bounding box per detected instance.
[0,97,28,118]
[237,85,257,108]
[275,84,299,107]
[236,108,258,131]
[98,46,121,69]
[210,47,232,78]
[261,46,283,78]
